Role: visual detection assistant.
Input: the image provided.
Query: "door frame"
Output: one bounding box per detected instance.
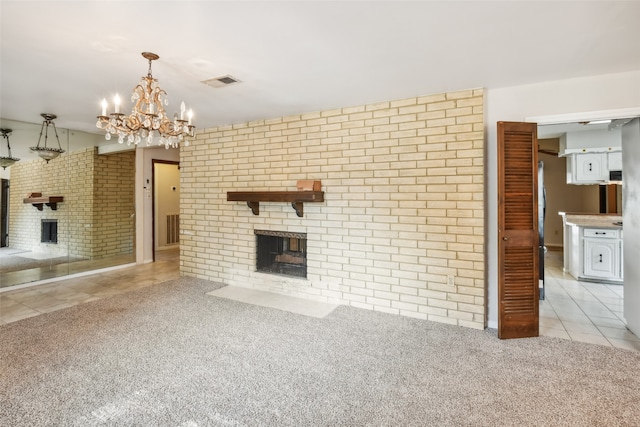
[151,159,180,262]
[525,107,640,330]
[526,107,640,127]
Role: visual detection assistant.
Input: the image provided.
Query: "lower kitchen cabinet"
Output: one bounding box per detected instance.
[580,228,622,282]
[561,216,623,283]
[583,238,619,279]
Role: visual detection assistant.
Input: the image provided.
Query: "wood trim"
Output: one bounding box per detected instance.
[607,184,617,213]
[227,191,324,217]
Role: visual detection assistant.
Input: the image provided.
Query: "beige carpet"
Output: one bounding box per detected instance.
[2,277,640,426]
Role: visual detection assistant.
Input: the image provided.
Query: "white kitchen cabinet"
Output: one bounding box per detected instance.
[560,213,623,284]
[582,228,622,281]
[608,151,623,171]
[583,239,618,279]
[566,152,606,184]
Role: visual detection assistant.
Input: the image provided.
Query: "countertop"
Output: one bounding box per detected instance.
[559,212,623,229]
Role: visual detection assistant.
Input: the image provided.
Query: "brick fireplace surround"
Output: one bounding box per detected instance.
[180,88,485,329]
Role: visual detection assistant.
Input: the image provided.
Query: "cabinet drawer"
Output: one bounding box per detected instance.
[583,228,618,238]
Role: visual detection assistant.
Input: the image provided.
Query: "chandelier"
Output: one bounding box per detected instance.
[0,128,20,169]
[30,113,65,163]
[96,52,195,149]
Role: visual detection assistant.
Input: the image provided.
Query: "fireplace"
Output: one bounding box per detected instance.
[255,230,307,278]
[41,219,58,244]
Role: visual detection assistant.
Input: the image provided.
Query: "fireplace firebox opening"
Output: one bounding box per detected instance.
[255,230,307,278]
[41,219,58,244]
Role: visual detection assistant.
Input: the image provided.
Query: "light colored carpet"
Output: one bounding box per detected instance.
[1,277,640,426]
[207,286,338,318]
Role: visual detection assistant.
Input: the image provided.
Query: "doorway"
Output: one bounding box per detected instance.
[152,160,180,262]
[535,117,639,346]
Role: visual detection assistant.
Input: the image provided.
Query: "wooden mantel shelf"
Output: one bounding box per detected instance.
[23,196,64,211]
[227,191,324,217]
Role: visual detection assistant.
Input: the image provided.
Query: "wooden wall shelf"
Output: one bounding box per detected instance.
[23,196,64,211]
[227,191,324,217]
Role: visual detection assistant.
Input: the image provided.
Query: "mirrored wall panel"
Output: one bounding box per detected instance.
[0,119,136,289]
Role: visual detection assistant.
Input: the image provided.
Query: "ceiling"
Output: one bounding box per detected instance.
[1,1,640,143]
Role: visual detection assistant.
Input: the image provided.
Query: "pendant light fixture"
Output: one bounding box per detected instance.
[30,113,65,163]
[0,128,20,169]
[96,52,195,149]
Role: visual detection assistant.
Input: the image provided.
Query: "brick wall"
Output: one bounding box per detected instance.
[9,148,94,257]
[93,150,135,258]
[180,88,485,329]
[9,147,135,259]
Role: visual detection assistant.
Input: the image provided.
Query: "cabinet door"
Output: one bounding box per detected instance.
[608,151,622,171]
[584,239,618,279]
[575,153,605,182]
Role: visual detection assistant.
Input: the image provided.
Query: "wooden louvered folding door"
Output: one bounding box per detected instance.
[497,122,539,339]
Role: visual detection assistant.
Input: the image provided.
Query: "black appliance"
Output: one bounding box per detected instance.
[609,170,622,182]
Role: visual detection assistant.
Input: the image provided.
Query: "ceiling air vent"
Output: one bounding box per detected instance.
[201,75,241,88]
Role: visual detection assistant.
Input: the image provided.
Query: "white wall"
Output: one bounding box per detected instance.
[622,118,640,336]
[135,146,180,264]
[486,70,640,328]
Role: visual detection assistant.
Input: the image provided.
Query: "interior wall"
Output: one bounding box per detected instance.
[486,69,640,329]
[93,150,135,258]
[539,151,599,248]
[181,89,486,329]
[622,118,640,335]
[7,147,135,260]
[9,146,93,258]
[136,147,179,264]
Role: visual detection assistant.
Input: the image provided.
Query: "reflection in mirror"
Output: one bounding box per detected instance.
[0,119,135,289]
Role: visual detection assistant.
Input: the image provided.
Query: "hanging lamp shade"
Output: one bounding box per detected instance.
[0,128,20,169]
[30,113,65,163]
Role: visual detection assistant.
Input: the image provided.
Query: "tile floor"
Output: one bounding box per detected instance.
[540,249,640,352]
[1,247,639,352]
[0,248,179,325]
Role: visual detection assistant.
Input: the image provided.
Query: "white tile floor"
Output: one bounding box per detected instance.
[541,250,640,352]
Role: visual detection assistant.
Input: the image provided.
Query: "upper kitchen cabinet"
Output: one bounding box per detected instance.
[567,152,606,183]
[559,127,622,185]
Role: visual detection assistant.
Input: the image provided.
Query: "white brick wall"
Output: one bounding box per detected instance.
[9,148,135,259]
[180,88,485,329]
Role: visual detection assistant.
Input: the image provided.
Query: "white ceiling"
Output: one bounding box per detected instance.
[1,0,640,141]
